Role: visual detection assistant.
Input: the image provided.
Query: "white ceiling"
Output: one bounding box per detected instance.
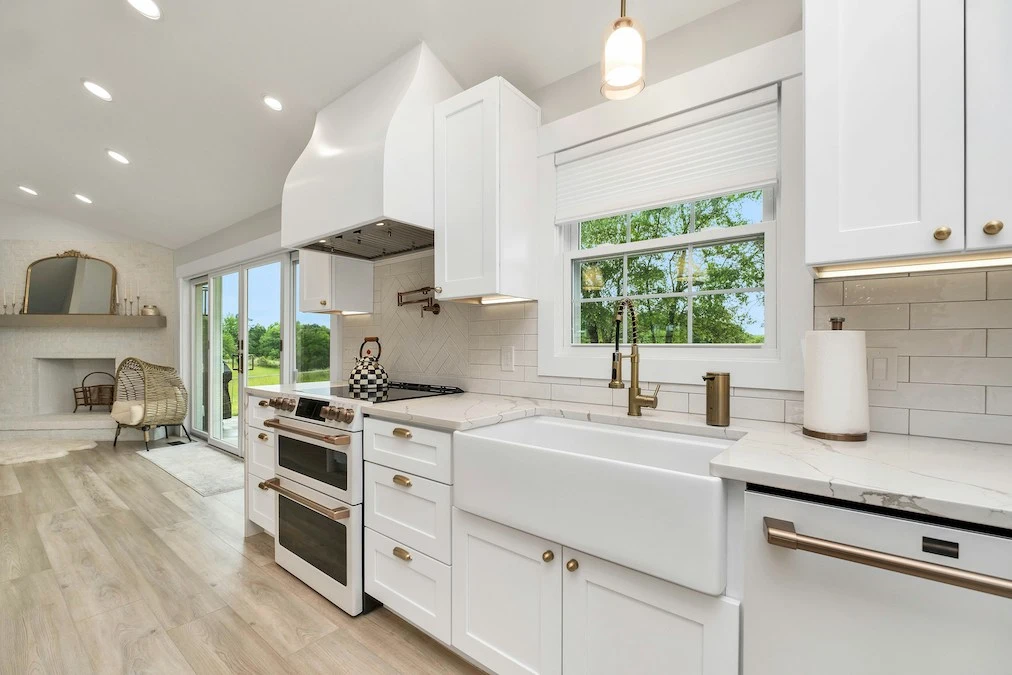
[0,0,737,249]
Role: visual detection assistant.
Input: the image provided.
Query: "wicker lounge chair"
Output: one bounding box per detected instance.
[111,357,191,450]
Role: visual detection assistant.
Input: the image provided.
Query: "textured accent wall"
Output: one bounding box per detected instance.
[344,252,1012,443]
[0,238,177,420]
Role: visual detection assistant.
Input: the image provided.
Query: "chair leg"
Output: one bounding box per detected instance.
[182,425,192,443]
[113,424,121,447]
[143,427,150,451]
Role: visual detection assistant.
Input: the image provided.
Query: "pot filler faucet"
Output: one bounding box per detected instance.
[608,298,660,416]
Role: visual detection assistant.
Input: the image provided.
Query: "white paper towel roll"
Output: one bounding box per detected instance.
[803,327,869,438]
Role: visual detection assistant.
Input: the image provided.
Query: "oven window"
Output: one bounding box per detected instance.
[278,435,348,490]
[278,496,347,585]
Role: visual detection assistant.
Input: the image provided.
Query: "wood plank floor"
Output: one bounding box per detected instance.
[0,440,483,675]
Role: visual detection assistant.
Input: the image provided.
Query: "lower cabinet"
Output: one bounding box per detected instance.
[452,509,563,675]
[451,508,739,675]
[247,478,276,536]
[562,548,739,675]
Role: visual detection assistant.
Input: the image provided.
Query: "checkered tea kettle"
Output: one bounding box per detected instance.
[349,336,389,391]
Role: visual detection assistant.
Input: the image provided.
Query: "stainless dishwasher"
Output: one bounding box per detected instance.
[743,490,1012,675]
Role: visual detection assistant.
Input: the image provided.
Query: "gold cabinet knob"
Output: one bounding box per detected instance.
[258,400,269,407]
[320,299,327,306]
[542,550,554,563]
[392,474,412,488]
[984,220,1004,235]
[565,559,579,572]
[392,427,413,439]
[933,226,952,241]
[257,433,268,441]
[392,547,412,562]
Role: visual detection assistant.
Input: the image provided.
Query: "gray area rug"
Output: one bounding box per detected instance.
[137,442,244,496]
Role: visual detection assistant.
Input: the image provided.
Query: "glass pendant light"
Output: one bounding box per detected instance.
[601,0,645,100]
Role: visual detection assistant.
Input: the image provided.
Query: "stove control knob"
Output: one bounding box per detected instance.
[269,397,280,409]
[338,407,356,424]
[320,405,334,419]
[284,398,297,411]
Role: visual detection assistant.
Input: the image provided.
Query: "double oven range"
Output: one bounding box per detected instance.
[257,382,462,616]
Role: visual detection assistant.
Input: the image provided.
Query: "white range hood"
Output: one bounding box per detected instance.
[281,43,461,257]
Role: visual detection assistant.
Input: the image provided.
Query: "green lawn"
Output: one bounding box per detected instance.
[226,364,330,416]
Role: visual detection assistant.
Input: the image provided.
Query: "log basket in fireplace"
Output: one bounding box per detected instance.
[73,371,115,412]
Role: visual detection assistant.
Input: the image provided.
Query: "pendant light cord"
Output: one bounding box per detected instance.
[620,0,627,18]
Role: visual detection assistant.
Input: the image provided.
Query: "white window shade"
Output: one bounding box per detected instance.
[555,92,779,224]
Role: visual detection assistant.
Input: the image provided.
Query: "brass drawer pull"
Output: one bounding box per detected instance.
[392,474,413,488]
[764,517,1012,600]
[257,433,268,441]
[984,220,1004,235]
[320,299,327,306]
[258,478,350,522]
[933,226,952,241]
[566,559,579,572]
[258,400,269,407]
[392,427,413,439]
[393,546,412,562]
[542,550,555,563]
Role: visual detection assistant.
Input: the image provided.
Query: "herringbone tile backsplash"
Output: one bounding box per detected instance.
[343,252,1012,443]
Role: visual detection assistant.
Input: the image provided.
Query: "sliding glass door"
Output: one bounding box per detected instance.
[244,259,284,393]
[209,269,240,453]
[190,279,209,436]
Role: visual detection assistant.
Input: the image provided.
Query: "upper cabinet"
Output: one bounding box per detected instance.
[966,0,1011,251]
[298,249,373,314]
[804,0,965,265]
[434,77,540,302]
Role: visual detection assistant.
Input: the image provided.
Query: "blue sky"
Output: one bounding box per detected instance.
[219,262,329,328]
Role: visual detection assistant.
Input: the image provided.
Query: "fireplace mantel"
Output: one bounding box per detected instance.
[0,315,166,329]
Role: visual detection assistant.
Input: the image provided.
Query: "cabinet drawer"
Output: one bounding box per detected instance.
[247,428,274,480]
[247,395,274,430]
[247,478,276,536]
[365,527,451,644]
[364,418,452,483]
[365,462,452,564]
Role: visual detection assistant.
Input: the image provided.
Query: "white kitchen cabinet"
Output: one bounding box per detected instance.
[297,248,373,314]
[434,77,539,302]
[804,0,965,265]
[966,0,1012,252]
[562,547,738,675]
[452,509,562,675]
[247,479,276,536]
[744,490,1012,674]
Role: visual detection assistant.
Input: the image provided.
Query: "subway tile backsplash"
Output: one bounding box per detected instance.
[344,253,1011,443]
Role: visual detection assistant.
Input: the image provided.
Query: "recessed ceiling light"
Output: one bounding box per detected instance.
[106,149,130,165]
[318,240,327,243]
[376,221,386,227]
[74,193,93,204]
[82,79,112,102]
[262,95,283,112]
[126,0,161,20]
[18,185,38,196]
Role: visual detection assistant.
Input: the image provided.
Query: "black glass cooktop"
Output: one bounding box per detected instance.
[299,382,464,404]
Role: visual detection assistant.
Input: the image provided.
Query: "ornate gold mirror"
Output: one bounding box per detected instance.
[23,250,117,314]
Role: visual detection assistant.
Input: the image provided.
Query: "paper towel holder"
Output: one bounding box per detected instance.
[802,315,869,442]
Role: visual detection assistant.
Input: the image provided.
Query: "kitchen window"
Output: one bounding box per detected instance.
[571,188,773,346]
[535,76,811,390]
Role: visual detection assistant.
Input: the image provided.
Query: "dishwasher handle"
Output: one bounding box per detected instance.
[763,517,1012,600]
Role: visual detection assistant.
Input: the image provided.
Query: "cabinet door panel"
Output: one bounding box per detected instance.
[298,249,333,312]
[451,509,561,675]
[562,548,738,675]
[435,78,499,299]
[805,0,964,264]
[967,0,1012,251]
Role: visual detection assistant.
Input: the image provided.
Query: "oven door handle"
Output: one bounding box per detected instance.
[764,517,1012,600]
[264,418,350,446]
[259,478,350,521]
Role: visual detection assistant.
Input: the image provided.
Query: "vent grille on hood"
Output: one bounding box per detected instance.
[304,220,434,260]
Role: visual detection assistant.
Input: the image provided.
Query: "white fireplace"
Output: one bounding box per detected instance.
[35,357,117,414]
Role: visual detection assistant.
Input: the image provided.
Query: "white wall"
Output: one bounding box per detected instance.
[0,198,135,242]
[173,204,282,272]
[531,0,802,122]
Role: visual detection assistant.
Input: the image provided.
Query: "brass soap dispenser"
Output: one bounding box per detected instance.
[702,372,730,426]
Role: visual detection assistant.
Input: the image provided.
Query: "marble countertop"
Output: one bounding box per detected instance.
[364,392,1012,530]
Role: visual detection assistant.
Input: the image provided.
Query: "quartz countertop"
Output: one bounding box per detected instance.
[364,391,1012,530]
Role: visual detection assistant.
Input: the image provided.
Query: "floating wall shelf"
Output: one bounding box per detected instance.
[0,315,167,329]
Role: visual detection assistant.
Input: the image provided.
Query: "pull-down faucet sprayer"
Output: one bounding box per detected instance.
[608,299,660,416]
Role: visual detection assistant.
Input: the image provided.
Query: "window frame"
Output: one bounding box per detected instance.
[565,186,776,348]
[533,66,810,391]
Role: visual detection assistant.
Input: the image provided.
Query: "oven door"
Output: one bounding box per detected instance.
[268,417,362,505]
[268,476,364,616]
